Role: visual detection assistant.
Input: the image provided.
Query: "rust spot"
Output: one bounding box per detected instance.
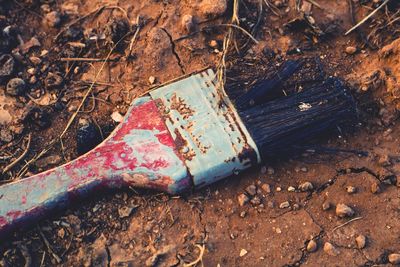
[238,145,258,166]
[170,93,195,119]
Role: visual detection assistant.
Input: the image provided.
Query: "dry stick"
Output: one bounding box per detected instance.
[38,226,62,264]
[1,133,31,174]
[184,244,206,267]
[60,58,119,62]
[306,0,323,9]
[332,217,363,232]
[14,34,130,180]
[345,0,391,35]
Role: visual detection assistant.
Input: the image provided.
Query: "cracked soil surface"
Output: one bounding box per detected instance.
[0,0,400,266]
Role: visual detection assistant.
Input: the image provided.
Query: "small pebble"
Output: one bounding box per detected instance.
[346,186,357,194]
[118,206,135,218]
[245,184,257,196]
[288,186,296,192]
[292,203,300,210]
[260,166,267,174]
[29,56,41,65]
[324,242,339,256]
[6,78,26,96]
[301,167,308,172]
[250,196,261,206]
[355,235,366,249]
[261,183,271,193]
[181,14,195,33]
[276,186,282,192]
[44,11,61,28]
[335,203,355,218]
[149,76,156,85]
[267,167,275,175]
[299,181,314,192]
[307,240,318,252]
[370,182,381,194]
[111,111,124,123]
[239,249,248,257]
[345,46,357,55]
[322,201,331,211]
[279,201,290,209]
[238,193,249,207]
[209,40,218,48]
[239,211,247,218]
[388,253,400,265]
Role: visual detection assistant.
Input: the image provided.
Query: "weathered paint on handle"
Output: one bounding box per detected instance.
[0,98,191,238]
[0,69,259,239]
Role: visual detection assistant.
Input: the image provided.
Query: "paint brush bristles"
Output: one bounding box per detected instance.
[238,77,356,159]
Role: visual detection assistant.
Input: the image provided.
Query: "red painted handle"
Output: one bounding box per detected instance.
[0,99,191,238]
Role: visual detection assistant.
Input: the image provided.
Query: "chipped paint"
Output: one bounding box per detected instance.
[150,69,260,188]
[0,69,260,238]
[0,98,190,238]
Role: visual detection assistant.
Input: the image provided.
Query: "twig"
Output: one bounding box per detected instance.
[38,227,62,264]
[2,133,31,174]
[220,24,259,44]
[183,244,206,267]
[306,0,323,9]
[332,216,363,232]
[129,15,142,54]
[60,58,119,62]
[345,0,391,35]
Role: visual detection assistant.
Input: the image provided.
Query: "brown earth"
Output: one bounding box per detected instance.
[1,0,400,266]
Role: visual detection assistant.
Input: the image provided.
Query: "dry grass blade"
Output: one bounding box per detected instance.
[1,133,31,175]
[345,0,391,35]
[332,217,363,232]
[183,244,206,267]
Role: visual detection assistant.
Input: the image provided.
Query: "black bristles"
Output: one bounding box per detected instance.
[239,77,356,159]
[235,60,302,110]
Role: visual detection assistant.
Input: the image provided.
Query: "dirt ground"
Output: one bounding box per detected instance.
[1,0,400,266]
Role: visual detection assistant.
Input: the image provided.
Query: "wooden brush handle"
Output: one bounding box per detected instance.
[0,99,191,238]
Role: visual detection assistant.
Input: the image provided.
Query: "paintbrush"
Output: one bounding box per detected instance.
[0,65,356,237]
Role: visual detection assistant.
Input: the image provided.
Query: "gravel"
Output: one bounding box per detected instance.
[335,203,355,218]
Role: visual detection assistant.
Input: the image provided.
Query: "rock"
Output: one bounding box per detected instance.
[44,72,63,89]
[118,206,135,218]
[378,154,391,166]
[245,184,257,196]
[345,46,357,55]
[239,211,247,218]
[301,167,308,172]
[261,183,271,193]
[209,40,218,48]
[239,249,248,257]
[276,186,282,192]
[355,235,366,249]
[111,111,124,123]
[6,78,26,96]
[346,186,357,194]
[299,181,314,192]
[307,239,318,252]
[76,119,102,155]
[148,76,156,85]
[292,203,300,210]
[288,186,296,192]
[199,0,227,18]
[250,196,261,206]
[388,254,400,265]
[322,201,331,211]
[181,14,195,33]
[20,37,41,54]
[267,167,275,175]
[324,242,339,256]
[371,182,381,194]
[335,203,354,218]
[0,54,15,84]
[279,201,290,209]
[35,155,62,168]
[29,56,41,65]
[44,11,61,28]
[237,193,249,206]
